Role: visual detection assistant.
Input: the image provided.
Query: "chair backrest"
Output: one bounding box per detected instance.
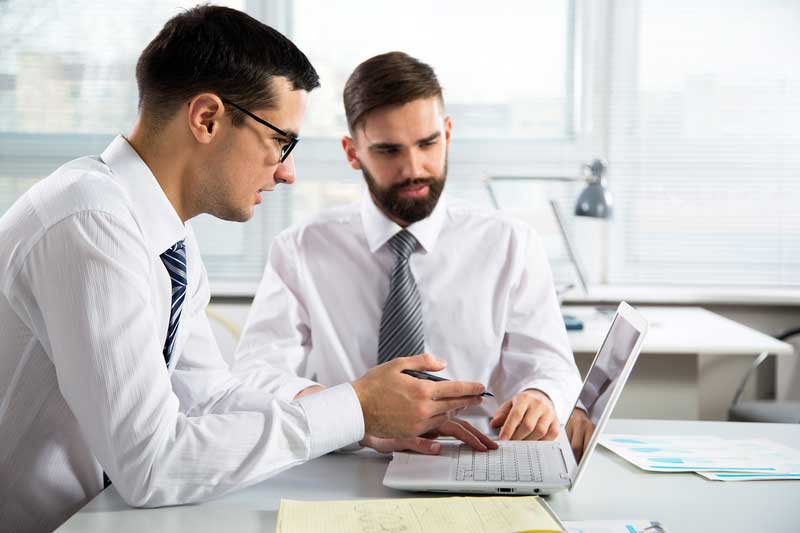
[206,306,242,367]
[778,328,800,343]
[729,326,800,420]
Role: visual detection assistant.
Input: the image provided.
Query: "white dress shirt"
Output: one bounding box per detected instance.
[235,193,582,423]
[0,136,364,533]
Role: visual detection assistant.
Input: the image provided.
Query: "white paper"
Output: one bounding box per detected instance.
[564,520,666,533]
[696,440,800,480]
[697,470,800,481]
[600,434,800,473]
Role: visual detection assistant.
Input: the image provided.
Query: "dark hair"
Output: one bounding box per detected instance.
[136,4,320,127]
[343,51,443,133]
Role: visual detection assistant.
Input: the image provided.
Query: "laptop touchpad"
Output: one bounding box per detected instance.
[399,449,455,479]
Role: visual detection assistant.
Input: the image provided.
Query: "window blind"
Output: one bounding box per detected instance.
[0,0,580,288]
[605,0,800,287]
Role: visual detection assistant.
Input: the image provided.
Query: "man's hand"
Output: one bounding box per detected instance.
[351,354,486,439]
[293,384,325,400]
[360,418,498,455]
[490,389,559,441]
[565,407,595,462]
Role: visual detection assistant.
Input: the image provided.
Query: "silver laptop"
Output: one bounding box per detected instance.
[383,301,648,495]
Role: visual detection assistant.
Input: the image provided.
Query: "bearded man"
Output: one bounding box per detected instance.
[233,51,585,455]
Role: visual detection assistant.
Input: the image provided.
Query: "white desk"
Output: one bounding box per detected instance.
[564,306,794,420]
[57,419,800,533]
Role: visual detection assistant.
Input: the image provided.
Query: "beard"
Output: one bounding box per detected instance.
[362,156,448,225]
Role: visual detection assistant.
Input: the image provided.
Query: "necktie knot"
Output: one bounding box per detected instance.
[388,230,418,261]
[167,241,185,254]
[161,240,187,289]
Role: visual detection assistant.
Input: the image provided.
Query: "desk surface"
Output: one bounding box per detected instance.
[560,284,800,307]
[59,419,800,533]
[564,305,794,356]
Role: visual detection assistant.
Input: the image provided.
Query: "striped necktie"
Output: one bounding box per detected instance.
[160,240,187,366]
[377,230,425,364]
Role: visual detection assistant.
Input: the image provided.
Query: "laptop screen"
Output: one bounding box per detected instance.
[566,313,642,465]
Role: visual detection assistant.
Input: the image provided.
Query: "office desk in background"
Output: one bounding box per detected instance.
[564,306,795,420]
[57,419,800,533]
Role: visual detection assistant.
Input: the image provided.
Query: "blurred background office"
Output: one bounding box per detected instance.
[1,0,797,421]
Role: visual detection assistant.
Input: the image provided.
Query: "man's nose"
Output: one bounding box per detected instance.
[401,148,427,179]
[274,154,296,185]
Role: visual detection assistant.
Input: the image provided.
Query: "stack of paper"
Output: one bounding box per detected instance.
[600,434,800,481]
[276,496,565,533]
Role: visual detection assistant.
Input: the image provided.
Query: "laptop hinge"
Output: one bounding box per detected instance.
[558,446,574,489]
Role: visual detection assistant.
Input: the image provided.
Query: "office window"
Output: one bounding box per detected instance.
[202,0,580,287]
[0,1,322,292]
[251,0,584,291]
[0,1,300,287]
[605,0,800,287]
[0,0,580,290]
[11,2,796,293]
[292,0,575,140]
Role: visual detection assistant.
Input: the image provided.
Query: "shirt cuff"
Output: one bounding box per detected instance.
[274,376,320,402]
[296,383,365,458]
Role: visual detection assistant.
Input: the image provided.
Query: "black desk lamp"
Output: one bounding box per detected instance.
[574,159,613,219]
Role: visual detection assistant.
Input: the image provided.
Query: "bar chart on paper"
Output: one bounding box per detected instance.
[600,434,800,479]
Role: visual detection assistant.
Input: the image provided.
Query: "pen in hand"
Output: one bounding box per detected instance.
[401,369,495,397]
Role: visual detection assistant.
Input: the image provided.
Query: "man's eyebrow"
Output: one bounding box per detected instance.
[368,131,441,151]
[416,131,441,144]
[368,141,403,151]
[278,128,299,139]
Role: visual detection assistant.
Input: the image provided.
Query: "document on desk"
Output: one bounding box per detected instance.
[695,438,800,481]
[600,434,800,474]
[564,520,667,533]
[275,496,565,533]
[697,470,800,481]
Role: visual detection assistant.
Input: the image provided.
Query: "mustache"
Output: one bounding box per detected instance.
[390,177,438,191]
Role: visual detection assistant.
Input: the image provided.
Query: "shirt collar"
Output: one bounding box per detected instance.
[360,190,448,254]
[101,135,186,256]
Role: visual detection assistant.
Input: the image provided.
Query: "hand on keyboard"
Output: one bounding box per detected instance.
[360,418,498,455]
[490,389,560,441]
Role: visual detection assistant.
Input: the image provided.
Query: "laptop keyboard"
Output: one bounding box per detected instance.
[455,442,543,482]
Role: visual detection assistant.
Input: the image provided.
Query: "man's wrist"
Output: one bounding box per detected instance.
[276,376,321,402]
[522,388,553,403]
[294,384,325,400]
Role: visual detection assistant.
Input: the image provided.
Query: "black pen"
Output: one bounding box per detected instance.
[401,369,495,397]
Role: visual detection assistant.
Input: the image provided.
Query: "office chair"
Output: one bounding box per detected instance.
[728,327,800,423]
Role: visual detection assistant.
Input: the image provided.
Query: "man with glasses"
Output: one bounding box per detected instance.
[235,52,585,455]
[0,10,493,532]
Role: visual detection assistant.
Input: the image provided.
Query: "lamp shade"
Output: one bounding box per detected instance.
[574,159,613,219]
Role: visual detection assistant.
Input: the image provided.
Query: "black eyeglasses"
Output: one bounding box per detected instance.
[222,99,299,163]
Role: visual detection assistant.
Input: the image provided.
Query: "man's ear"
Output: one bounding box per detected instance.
[187,93,225,144]
[443,115,453,149]
[341,135,362,170]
